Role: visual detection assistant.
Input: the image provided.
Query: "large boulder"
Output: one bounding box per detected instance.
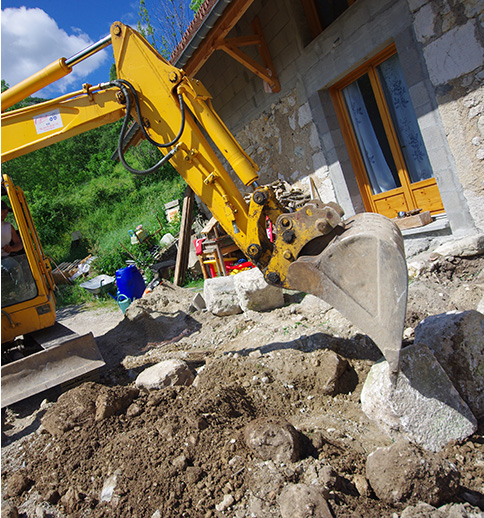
[361,344,477,452]
[203,276,242,316]
[414,310,484,418]
[431,235,484,258]
[366,441,460,506]
[244,417,301,463]
[41,383,138,436]
[278,484,332,518]
[234,267,284,312]
[204,268,285,315]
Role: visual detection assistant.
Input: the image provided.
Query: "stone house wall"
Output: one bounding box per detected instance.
[408,0,484,233]
[194,0,483,234]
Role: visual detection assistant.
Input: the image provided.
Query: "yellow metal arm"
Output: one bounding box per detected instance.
[1,85,124,162]
[0,22,410,373]
[0,22,337,286]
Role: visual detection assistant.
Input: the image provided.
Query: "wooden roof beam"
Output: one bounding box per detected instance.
[184,0,256,76]
[215,16,280,93]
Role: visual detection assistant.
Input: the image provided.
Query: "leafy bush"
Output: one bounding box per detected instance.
[5,117,193,282]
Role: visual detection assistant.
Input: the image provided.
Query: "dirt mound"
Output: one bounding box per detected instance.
[2,255,484,517]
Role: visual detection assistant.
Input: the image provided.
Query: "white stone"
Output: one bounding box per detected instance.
[413,3,435,43]
[415,310,484,418]
[407,259,427,278]
[477,296,484,314]
[361,344,477,452]
[469,104,483,119]
[100,470,122,502]
[298,102,312,128]
[234,268,284,312]
[431,234,484,257]
[204,276,242,316]
[215,494,234,511]
[478,115,484,137]
[135,359,194,391]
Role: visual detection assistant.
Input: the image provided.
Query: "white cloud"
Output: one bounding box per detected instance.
[1,7,108,97]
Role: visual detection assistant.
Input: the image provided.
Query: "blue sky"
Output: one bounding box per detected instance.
[1,0,191,99]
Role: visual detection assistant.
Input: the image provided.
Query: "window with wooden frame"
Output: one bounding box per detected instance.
[301,0,356,40]
[330,44,444,218]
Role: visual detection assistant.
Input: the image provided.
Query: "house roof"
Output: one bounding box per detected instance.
[169,0,232,68]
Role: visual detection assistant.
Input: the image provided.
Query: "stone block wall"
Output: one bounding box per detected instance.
[193,0,483,233]
[408,0,484,233]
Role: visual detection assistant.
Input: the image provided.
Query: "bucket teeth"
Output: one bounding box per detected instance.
[287,213,408,374]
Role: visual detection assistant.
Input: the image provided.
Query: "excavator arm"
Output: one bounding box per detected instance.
[1,22,407,372]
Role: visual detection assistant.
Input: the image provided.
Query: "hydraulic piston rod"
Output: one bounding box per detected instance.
[1,34,112,112]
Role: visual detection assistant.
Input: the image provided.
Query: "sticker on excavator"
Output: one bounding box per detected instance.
[34,109,63,134]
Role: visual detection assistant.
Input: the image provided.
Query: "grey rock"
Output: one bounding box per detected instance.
[361,344,477,452]
[1,502,19,518]
[101,470,122,503]
[215,494,235,512]
[431,235,484,258]
[95,386,139,421]
[244,417,301,463]
[5,472,32,498]
[399,501,484,517]
[366,440,460,506]
[191,292,206,311]
[204,276,241,316]
[414,310,484,418]
[136,359,194,391]
[234,267,284,312]
[278,483,332,518]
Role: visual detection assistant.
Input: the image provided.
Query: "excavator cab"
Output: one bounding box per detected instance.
[1,174,57,342]
[1,175,105,408]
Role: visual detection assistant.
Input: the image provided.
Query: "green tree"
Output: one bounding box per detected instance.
[189,0,204,12]
[137,0,194,58]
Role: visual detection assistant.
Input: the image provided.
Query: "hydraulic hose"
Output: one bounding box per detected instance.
[109,79,186,175]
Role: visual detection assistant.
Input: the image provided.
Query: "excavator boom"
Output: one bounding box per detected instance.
[1,22,407,380]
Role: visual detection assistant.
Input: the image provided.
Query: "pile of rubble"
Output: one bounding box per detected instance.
[1,235,483,518]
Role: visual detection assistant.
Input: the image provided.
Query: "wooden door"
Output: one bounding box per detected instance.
[330,45,443,218]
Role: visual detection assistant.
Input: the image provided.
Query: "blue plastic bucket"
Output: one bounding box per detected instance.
[115,265,146,300]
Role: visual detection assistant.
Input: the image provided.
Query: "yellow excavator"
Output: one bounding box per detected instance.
[1,23,408,406]
[1,174,105,408]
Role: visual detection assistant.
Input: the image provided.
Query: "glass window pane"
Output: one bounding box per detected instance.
[342,74,400,194]
[2,254,38,307]
[378,54,433,183]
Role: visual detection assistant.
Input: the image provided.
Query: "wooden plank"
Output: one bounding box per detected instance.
[174,186,195,286]
[393,210,432,230]
[251,16,280,93]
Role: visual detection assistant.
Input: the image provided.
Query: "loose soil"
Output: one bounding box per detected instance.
[2,254,484,518]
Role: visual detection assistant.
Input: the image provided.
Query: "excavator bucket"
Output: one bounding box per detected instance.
[286,212,407,373]
[1,325,105,408]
